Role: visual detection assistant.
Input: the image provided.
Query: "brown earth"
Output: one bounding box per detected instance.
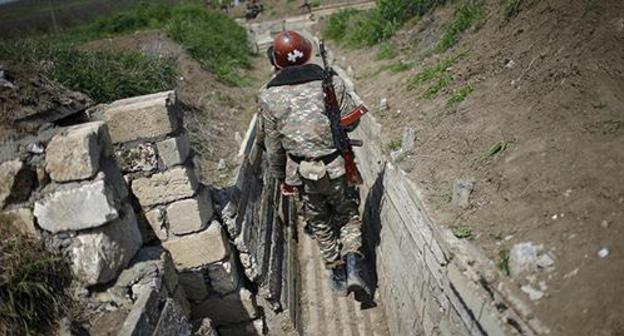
[321,0,624,334]
[81,30,272,187]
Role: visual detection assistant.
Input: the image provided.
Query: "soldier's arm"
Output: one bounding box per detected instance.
[260,107,287,179]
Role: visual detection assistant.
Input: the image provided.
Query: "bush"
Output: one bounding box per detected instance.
[0,225,72,335]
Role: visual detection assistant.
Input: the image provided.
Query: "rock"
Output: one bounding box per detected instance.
[0,208,39,238]
[234,132,243,146]
[379,98,388,111]
[451,179,474,209]
[27,142,45,154]
[601,220,609,229]
[207,254,240,295]
[179,271,209,303]
[598,247,609,258]
[173,285,191,316]
[0,159,33,208]
[94,91,180,143]
[117,286,163,336]
[114,143,158,173]
[163,221,229,271]
[166,188,213,236]
[218,319,265,336]
[194,318,219,336]
[70,204,142,286]
[45,122,111,182]
[145,207,168,241]
[520,284,544,301]
[401,127,416,153]
[217,159,227,171]
[536,253,555,269]
[191,288,258,325]
[34,179,120,233]
[509,242,538,277]
[390,149,403,162]
[131,166,198,207]
[152,299,192,336]
[157,133,190,168]
[111,247,172,302]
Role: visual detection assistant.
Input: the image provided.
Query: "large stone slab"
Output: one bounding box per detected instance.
[167,188,213,236]
[34,179,120,233]
[45,121,111,182]
[163,221,229,271]
[70,204,142,285]
[152,299,192,336]
[95,91,180,144]
[131,166,198,208]
[0,159,33,208]
[191,288,258,325]
[118,285,163,336]
[156,133,190,168]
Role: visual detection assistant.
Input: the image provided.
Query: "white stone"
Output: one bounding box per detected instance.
[379,98,388,111]
[131,166,198,207]
[401,127,416,153]
[45,122,111,182]
[509,242,538,277]
[95,91,179,143]
[451,179,474,209]
[145,207,168,241]
[156,133,190,168]
[163,221,229,271]
[536,254,555,269]
[207,254,240,295]
[34,179,119,233]
[521,284,544,301]
[0,159,33,207]
[167,188,213,236]
[598,248,609,258]
[71,204,142,285]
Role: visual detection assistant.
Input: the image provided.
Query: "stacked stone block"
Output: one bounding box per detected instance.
[92,90,259,329]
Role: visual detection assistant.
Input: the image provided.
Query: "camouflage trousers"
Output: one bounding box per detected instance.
[301,175,362,268]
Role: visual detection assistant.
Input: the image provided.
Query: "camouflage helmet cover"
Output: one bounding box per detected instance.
[272,30,312,68]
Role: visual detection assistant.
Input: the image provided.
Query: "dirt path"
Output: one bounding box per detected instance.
[298,221,390,336]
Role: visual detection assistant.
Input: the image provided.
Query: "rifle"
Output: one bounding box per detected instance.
[319,41,366,186]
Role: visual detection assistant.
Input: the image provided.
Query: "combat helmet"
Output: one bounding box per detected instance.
[271,30,312,68]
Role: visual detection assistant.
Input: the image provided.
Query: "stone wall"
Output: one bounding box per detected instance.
[333,67,550,336]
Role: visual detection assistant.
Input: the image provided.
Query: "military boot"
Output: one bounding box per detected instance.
[328,264,348,297]
[345,252,373,304]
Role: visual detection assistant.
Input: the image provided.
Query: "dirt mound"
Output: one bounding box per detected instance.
[0,64,92,139]
[81,30,272,186]
[328,0,624,334]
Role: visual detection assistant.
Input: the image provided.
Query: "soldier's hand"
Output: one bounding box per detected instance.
[281,183,298,196]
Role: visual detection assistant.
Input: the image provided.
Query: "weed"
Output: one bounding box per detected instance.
[435,1,485,52]
[385,138,402,152]
[375,42,398,60]
[0,224,72,335]
[446,83,474,107]
[452,225,474,239]
[423,73,452,99]
[479,139,514,161]
[379,62,413,73]
[496,248,511,276]
[504,0,523,18]
[407,54,460,89]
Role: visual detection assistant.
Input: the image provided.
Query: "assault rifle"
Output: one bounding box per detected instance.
[319,41,367,186]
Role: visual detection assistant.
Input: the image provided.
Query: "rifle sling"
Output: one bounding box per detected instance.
[266,64,325,88]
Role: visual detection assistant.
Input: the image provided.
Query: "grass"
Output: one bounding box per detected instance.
[375,42,398,60]
[385,139,402,152]
[323,0,445,47]
[479,139,514,161]
[0,224,72,335]
[379,62,414,73]
[407,54,463,99]
[435,1,485,53]
[452,225,474,239]
[504,0,524,18]
[446,83,474,108]
[496,248,511,276]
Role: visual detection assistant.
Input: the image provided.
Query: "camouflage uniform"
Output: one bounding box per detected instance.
[259,69,363,267]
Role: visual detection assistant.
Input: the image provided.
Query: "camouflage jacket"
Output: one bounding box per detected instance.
[258,67,357,186]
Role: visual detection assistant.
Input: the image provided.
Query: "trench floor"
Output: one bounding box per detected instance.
[298,223,390,336]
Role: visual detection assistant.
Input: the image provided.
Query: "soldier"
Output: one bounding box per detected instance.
[258,30,371,302]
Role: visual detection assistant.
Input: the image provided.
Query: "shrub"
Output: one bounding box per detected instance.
[0,224,72,335]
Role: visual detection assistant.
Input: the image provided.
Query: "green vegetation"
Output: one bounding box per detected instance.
[452,225,474,239]
[385,138,402,152]
[479,139,514,161]
[323,0,445,47]
[435,1,485,52]
[379,62,414,73]
[407,54,463,99]
[0,225,72,335]
[446,84,474,108]
[0,1,251,104]
[310,0,322,8]
[504,0,524,18]
[375,42,398,60]
[496,248,511,276]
